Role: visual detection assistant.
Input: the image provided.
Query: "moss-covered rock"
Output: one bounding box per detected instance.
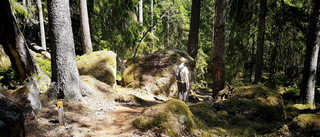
[288,113,320,136]
[133,99,199,136]
[121,51,194,96]
[77,51,117,88]
[189,84,287,136]
[2,81,42,115]
[0,46,11,70]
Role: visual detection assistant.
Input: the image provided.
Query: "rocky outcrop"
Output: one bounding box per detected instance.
[0,93,25,137]
[121,51,194,96]
[77,51,117,89]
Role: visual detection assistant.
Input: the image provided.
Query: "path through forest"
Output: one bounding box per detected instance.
[24,85,168,137]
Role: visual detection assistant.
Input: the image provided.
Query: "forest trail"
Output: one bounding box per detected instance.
[24,85,166,137]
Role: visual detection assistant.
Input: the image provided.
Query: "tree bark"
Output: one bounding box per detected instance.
[212,0,228,98]
[138,0,143,26]
[254,0,267,83]
[151,0,154,52]
[300,0,320,106]
[48,0,83,102]
[79,0,93,54]
[0,0,48,81]
[187,0,201,60]
[26,39,51,60]
[37,0,46,50]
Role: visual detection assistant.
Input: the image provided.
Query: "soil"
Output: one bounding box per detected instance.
[24,86,170,137]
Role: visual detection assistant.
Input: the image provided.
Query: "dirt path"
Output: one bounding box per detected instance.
[24,86,165,137]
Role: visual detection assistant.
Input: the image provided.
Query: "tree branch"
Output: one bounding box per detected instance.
[133,8,172,57]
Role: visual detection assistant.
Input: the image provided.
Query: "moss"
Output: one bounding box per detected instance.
[77,51,116,85]
[121,63,141,88]
[34,53,51,78]
[293,114,320,129]
[189,84,288,136]
[287,113,320,136]
[133,112,170,131]
[0,49,11,70]
[133,99,199,136]
[293,104,315,110]
[165,100,197,130]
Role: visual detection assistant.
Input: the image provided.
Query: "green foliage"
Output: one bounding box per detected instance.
[9,0,30,19]
[86,0,140,58]
[0,68,16,89]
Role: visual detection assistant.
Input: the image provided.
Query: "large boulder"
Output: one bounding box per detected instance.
[0,93,25,137]
[5,81,42,115]
[77,51,117,88]
[121,51,194,96]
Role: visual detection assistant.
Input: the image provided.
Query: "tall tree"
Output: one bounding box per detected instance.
[187,0,201,60]
[0,0,48,81]
[151,0,154,52]
[138,0,143,26]
[48,0,83,102]
[300,0,320,107]
[254,0,267,83]
[79,0,93,54]
[212,0,228,97]
[37,0,46,50]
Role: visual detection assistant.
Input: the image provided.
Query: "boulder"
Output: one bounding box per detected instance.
[121,51,194,96]
[77,51,117,89]
[0,93,25,137]
[5,81,41,115]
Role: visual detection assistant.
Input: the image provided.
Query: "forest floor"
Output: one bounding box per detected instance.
[24,85,173,137]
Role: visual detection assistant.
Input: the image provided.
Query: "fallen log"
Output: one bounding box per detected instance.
[26,39,51,60]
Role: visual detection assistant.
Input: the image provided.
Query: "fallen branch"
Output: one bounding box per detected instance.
[26,39,51,60]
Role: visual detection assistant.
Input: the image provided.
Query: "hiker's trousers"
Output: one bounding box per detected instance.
[177,82,187,102]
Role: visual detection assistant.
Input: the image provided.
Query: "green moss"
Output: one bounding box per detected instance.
[288,113,320,136]
[121,63,141,88]
[77,51,116,85]
[189,84,288,136]
[165,100,197,130]
[35,53,51,78]
[294,114,320,129]
[293,104,315,110]
[133,112,170,131]
[133,99,199,136]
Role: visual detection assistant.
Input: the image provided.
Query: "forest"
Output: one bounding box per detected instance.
[0,0,320,136]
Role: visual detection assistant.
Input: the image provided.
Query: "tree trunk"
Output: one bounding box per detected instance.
[212,0,228,98]
[37,0,46,50]
[254,0,267,83]
[151,0,154,52]
[139,0,143,26]
[250,34,255,82]
[300,0,320,107]
[79,0,93,54]
[0,0,48,81]
[268,40,277,88]
[48,0,83,102]
[187,0,201,60]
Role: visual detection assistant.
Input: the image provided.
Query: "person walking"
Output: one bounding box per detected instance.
[176,57,189,102]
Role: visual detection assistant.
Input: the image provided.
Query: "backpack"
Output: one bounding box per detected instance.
[175,66,184,82]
